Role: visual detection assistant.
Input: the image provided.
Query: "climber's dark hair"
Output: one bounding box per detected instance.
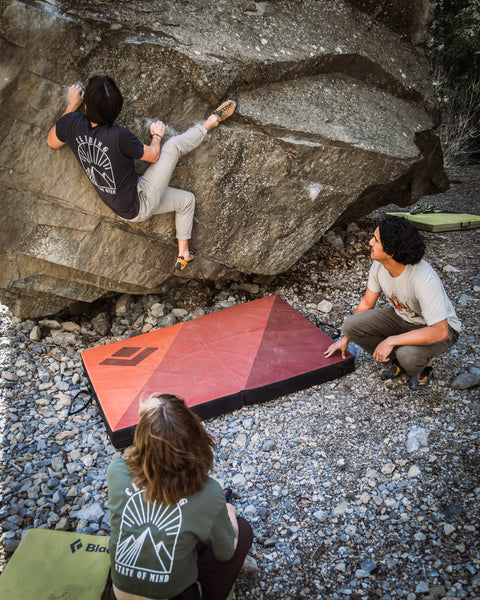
[85,76,123,126]
[378,216,425,265]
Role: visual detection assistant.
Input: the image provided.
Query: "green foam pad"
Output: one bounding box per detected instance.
[386,211,480,232]
[0,529,110,599]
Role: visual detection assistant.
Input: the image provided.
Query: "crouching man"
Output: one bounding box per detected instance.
[325,216,461,390]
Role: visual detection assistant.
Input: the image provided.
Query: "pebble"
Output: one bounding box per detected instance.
[232,473,246,487]
[415,581,429,593]
[92,313,110,336]
[62,321,80,332]
[150,303,165,318]
[381,463,396,475]
[332,501,349,516]
[29,326,42,341]
[407,426,429,452]
[355,569,371,578]
[38,319,61,330]
[71,504,105,521]
[261,439,276,452]
[313,510,328,522]
[318,300,333,313]
[360,559,377,573]
[458,293,477,306]
[115,295,133,316]
[235,433,247,447]
[444,523,456,535]
[407,465,421,478]
[451,370,480,389]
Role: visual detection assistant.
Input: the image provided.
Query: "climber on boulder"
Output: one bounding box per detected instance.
[47,76,237,270]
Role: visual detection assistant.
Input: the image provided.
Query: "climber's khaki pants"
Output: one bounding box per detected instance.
[129,124,207,240]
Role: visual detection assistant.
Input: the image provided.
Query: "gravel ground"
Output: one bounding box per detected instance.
[1,166,479,599]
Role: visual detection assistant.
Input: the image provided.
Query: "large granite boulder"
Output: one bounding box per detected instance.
[346,0,434,46]
[0,0,447,317]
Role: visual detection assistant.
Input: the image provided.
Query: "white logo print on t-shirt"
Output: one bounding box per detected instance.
[76,135,116,195]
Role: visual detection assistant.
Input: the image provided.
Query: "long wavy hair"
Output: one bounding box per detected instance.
[379,216,425,265]
[126,394,215,505]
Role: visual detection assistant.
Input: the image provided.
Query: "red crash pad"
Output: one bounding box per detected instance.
[81,295,354,447]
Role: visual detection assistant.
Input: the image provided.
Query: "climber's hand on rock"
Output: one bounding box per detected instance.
[67,84,85,111]
[150,121,165,138]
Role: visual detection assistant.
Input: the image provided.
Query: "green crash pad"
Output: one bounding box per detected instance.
[0,529,110,599]
[386,211,480,232]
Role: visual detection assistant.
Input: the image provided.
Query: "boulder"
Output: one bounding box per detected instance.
[346,0,434,46]
[0,0,448,317]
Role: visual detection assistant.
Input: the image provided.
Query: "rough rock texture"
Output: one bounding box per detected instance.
[0,0,448,317]
[346,0,434,46]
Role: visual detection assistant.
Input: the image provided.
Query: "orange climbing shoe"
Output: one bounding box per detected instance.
[175,251,195,271]
[213,97,238,123]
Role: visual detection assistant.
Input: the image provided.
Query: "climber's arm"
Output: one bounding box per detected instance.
[140,121,165,163]
[47,84,85,148]
[47,124,64,149]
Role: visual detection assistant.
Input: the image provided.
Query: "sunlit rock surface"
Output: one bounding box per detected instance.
[0,0,447,317]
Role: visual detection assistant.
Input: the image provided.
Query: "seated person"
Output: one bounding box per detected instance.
[104,393,253,600]
[325,216,461,390]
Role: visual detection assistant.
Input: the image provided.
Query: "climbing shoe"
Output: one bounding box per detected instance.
[409,365,434,390]
[213,97,238,123]
[175,251,195,271]
[410,205,422,215]
[423,203,436,213]
[380,359,405,381]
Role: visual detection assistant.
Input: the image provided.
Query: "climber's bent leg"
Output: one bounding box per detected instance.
[133,123,206,222]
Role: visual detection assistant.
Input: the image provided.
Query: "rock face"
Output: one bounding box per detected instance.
[346,0,434,46]
[0,0,448,317]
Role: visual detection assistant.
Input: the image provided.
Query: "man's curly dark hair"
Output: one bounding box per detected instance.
[378,216,425,265]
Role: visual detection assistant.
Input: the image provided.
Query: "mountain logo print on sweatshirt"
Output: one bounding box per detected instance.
[115,489,184,582]
[76,135,116,195]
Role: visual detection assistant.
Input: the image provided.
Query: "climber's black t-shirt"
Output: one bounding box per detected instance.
[56,112,144,220]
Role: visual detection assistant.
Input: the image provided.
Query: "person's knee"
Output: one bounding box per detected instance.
[233,517,253,563]
[237,517,254,547]
[177,191,195,213]
[186,191,195,210]
[161,137,177,155]
[395,346,428,375]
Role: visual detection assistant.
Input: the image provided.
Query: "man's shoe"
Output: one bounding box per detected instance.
[409,366,434,390]
[175,250,195,271]
[380,359,405,381]
[213,97,238,123]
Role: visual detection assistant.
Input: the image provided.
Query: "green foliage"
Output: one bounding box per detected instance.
[427,0,480,164]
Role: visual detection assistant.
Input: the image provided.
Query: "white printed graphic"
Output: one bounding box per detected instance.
[76,135,116,194]
[115,490,182,578]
